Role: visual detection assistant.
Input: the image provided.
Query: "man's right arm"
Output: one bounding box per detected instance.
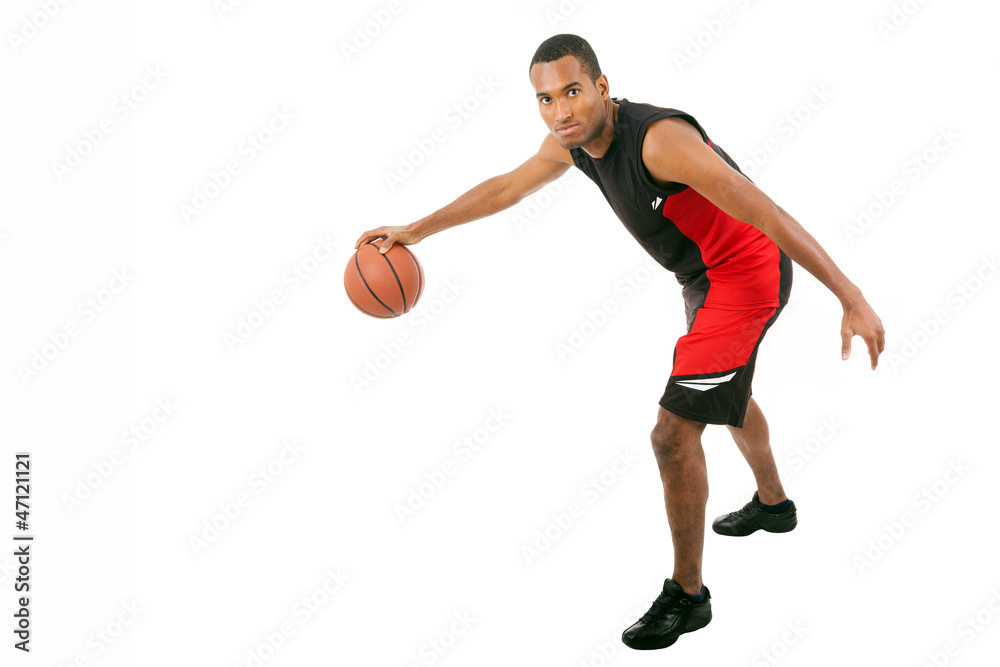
[354,133,572,253]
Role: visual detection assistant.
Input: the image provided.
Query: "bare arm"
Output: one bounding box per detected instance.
[642,117,886,369]
[354,133,572,252]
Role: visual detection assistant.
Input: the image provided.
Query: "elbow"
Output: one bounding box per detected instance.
[754,204,787,239]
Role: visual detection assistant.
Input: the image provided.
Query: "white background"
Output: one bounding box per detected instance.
[2,0,999,665]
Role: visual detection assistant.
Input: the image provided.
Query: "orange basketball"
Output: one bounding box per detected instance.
[344,239,425,318]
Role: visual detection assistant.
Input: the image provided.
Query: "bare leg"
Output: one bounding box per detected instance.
[650,406,708,596]
[725,397,786,505]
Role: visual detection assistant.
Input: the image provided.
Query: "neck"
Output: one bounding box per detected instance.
[582,100,619,159]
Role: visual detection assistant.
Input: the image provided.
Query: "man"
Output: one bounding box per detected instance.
[355,34,885,651]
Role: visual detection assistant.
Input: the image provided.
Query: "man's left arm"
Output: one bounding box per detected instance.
[643,118,886,369]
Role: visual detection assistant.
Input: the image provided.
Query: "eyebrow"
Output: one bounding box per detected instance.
[536,82,581,98]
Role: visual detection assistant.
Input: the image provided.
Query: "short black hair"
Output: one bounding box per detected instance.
[529,34,602,84]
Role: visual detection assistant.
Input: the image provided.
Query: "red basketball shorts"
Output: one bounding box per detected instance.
[659,252,792,428]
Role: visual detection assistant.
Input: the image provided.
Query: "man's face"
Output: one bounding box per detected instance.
[529,56,609,150]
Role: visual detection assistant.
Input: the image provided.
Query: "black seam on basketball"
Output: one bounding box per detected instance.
[379,250,408,314]
[355,249,396,317]
[346,288,390,318]
[400,245,422,305]
[401,245,425,302]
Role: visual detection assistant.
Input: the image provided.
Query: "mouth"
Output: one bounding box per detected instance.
[556,124,579,136]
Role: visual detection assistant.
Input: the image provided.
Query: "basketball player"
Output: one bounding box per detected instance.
[354,34,885,651]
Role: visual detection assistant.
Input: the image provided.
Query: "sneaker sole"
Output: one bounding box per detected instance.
[712,513,797,537]
[622,609,712,650]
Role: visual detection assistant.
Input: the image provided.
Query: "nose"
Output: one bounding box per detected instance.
[554,99,572,122]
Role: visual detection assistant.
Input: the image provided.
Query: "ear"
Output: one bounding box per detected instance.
[595,73,610,99]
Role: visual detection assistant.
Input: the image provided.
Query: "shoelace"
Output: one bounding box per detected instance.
[728,498,757,519]
[639,589,690,623]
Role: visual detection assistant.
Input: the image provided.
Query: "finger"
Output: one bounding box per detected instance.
[354,233,372,249]
[841,330,852,361]
[354,228,384,249]
[380,235,393,253]
[867,336,879,370]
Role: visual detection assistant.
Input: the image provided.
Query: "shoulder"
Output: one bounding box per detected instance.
[619,100,701,131]
[616,98,667,123]
[627,103,709,161]
[641,116,706,166]
[644,115,704,147]
[640,114,731,189]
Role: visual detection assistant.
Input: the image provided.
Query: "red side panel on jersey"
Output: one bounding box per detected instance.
[662,188,783,309]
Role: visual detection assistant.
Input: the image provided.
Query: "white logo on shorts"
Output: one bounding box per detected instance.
[675,371,736,392]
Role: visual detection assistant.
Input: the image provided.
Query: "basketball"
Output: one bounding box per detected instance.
[344,239,425,318]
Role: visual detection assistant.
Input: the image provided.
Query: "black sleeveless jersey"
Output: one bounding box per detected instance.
[570,98,791,314]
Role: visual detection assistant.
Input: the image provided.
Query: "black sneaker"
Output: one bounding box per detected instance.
[621,579,712,650]
[712,491,797,537]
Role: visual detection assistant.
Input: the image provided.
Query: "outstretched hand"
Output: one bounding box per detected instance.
[354,225,423,254]
[840,297,885,370]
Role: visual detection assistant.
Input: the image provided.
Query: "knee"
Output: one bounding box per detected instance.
[650,421,699,466]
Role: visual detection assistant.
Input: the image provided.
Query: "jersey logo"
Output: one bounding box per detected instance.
[675,371,737,392]
[652,197,662,210]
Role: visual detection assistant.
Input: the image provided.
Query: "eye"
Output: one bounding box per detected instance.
[568,89,579,97]
[540,96,551,104]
